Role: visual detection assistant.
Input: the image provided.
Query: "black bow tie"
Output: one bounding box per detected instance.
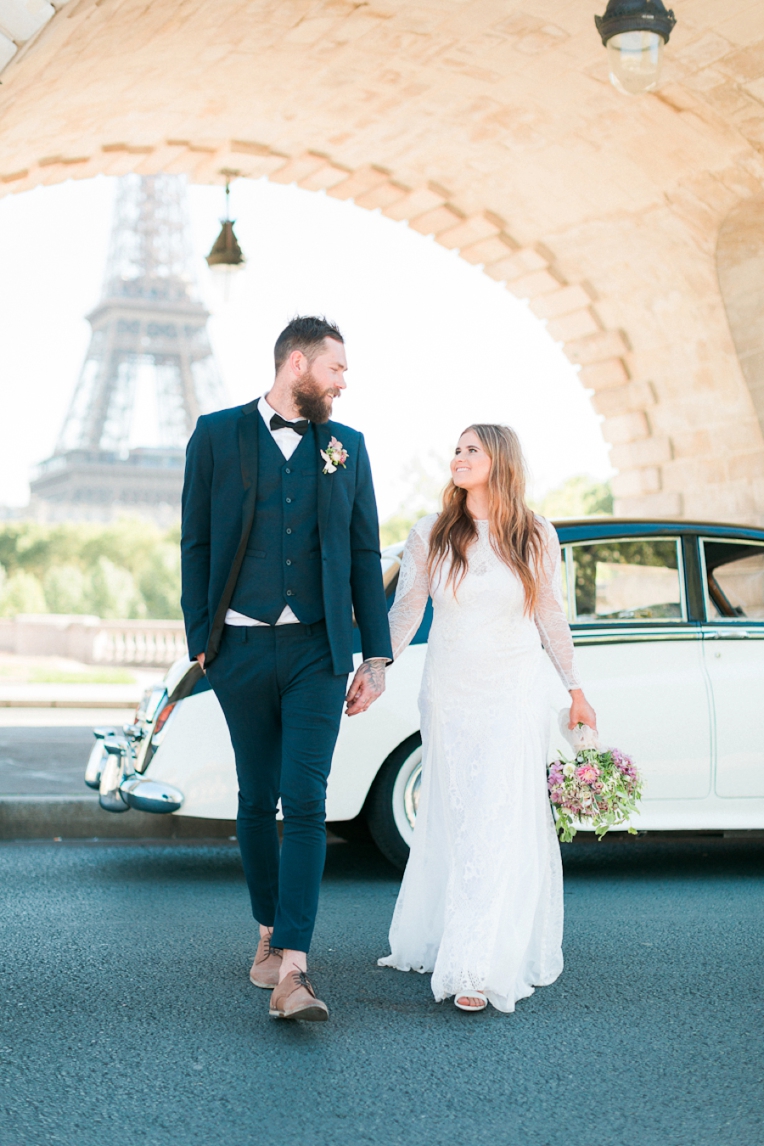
[270,413,310,436]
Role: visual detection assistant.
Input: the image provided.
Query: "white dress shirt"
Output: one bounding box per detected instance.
[224,395,305,627]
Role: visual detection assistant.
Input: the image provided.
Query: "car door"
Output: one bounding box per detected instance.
[699,537,764,798]
[561,534,712,803]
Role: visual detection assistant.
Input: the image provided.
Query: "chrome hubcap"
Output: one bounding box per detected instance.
[402,762,422,830]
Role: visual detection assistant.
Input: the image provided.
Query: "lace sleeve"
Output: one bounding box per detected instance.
[388,520,432,661]
[534,518,582,691]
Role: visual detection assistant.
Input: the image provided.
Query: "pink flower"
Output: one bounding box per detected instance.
[321,437,348,474]
[576,764,600,784]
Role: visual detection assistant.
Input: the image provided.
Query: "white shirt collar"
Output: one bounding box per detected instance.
[258,394,306,429]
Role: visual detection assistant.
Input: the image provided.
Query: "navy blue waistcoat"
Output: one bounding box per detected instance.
[229,417,324,625]
[181,398,393,674]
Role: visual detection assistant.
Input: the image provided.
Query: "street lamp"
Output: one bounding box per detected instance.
[595,0,677,95]
[205,181,245,272]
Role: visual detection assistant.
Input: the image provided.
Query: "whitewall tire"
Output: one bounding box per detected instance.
[364,733,422,870]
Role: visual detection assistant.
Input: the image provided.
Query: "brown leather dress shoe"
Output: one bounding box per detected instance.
[269,971,329,1022]
[249,934,283,989]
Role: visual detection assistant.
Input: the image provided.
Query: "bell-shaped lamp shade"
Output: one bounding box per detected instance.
[606,29,663,94]
[206,219,245,273]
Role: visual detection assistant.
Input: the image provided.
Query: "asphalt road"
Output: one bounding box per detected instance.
[2,835,763,1145]
[0,727,93,795]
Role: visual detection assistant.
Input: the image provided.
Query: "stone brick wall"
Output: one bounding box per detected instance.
[1,0,764,523]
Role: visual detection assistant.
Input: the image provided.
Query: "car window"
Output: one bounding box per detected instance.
[568,538,683,623]
[701,539,764,620]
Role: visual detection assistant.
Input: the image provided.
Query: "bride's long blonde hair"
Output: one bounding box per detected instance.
[427,423,544,615]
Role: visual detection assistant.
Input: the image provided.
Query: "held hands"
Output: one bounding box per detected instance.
[568,688,597,733]
[195,653,205,669]
[345,658,387,716]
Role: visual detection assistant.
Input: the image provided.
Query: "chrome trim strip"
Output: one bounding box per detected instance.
[572,628,701,646]
[703,628,764,639]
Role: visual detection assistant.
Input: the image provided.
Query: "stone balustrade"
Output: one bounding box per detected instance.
[0,615,187,667]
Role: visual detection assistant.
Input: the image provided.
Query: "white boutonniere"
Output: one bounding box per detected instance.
[321,436,348,474]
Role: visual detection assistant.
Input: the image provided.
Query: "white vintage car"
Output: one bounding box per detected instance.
[86,519,764,868]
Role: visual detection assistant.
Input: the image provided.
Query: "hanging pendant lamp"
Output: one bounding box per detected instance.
[595,0,677,95]
[206,182,245,272]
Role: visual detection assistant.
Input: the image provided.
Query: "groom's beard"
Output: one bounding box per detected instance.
[293,369,336,423]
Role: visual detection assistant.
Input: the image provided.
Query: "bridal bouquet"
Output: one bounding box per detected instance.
[547,718,642,843]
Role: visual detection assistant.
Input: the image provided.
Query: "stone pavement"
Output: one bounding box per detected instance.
[1,835,762,1146]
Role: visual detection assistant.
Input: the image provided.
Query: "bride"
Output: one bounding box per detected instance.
[378,423,597,1013]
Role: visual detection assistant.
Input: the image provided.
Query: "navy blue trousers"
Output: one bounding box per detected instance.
[206,621,347,952]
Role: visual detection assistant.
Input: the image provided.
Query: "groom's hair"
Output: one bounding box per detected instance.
[274,316,344,372]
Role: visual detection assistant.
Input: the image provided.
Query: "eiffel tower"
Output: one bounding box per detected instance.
[30,174,226,523]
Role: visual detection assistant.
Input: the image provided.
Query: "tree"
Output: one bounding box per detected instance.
[532,476,613,520]
[84,558,145,620]
[0,569,47,616]
[139,544,182,619]
[43,564,87,615]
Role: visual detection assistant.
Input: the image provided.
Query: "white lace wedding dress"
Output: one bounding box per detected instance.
[378,514,581,1012]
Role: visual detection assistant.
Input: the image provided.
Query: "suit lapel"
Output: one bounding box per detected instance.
[315,422,334,545]
[237,398,260,517]
[205,399,261,661]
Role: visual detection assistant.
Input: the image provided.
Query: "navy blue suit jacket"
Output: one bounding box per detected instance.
[180,399,392,676]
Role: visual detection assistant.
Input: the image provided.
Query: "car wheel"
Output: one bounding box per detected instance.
[364,733,422,871]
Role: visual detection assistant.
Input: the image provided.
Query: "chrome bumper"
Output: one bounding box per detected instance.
[86,730,183,815]
[120,775,184,814]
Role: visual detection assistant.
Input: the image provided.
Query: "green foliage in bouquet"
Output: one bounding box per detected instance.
[547,742,643,843]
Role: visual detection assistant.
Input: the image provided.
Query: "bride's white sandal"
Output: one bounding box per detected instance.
[454,991,488,1012]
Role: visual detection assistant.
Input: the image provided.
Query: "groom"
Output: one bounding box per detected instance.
[181,316,392,1022]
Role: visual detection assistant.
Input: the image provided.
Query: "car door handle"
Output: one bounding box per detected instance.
[705,629,749,639]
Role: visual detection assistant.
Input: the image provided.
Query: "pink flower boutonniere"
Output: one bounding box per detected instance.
[321,436,348,475]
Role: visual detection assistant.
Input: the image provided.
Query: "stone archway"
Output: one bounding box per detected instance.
[2,1,764,524]
[0,137,664,516]
[718,195,764,447]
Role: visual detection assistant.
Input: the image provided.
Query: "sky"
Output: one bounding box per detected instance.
[0,175,612,520]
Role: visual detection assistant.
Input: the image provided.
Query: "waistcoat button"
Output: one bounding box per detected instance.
[286,528,292,535]
[286,590,294,596]
[285,497,292,504]
[285,467,291,474]
[286,559,292,566]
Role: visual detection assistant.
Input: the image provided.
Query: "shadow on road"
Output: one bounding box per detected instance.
[560,832,764,880]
